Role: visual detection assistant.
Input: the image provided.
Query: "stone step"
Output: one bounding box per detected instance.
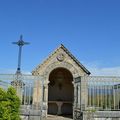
[46,115,73,120]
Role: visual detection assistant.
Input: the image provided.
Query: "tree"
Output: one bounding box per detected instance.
[0,87,21,120]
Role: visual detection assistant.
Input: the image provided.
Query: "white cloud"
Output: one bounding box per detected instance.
[0,68,31,75]
[88,66,120,76]
[84,61,120,76]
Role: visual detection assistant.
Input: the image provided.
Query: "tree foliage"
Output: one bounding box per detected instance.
[0,87,21,120]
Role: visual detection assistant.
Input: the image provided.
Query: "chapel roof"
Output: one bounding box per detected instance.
[32,44,91,75]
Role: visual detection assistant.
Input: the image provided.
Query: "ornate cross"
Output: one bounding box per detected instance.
[12,35,30,75]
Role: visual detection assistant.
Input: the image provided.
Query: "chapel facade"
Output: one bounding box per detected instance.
[32,44,90,118]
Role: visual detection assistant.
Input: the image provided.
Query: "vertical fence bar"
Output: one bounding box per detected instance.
[104,82,107,110]
[117,84,119,110]
[92,84,94,107]
[28,83,31,105]
[23,84,25,105]
[118,83,120,110]
[88,85,89,106]
[106,84,108,110]
[97,85,100,108]
[108,85,111,110]
[24,84,26,105]
[100,83,102,110]
[102,85,104,110]
[94,83,96,107]
[111,84,113,110]
[90,84,92,107]
[89,84,91,107]
[113,85,116,110]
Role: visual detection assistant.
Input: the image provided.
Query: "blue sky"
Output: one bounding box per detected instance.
[0,0,120,75]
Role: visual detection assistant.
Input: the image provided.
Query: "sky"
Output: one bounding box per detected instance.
[0,0,120,76]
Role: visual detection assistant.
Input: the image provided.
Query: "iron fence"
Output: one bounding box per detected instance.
[85,76,120,111]
[0,74,44,120]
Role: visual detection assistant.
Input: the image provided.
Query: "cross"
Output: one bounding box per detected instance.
[12,35,30,75]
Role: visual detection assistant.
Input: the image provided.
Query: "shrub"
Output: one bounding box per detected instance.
[0,87,21,120]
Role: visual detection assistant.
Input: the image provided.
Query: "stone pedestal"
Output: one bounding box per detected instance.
[48,101,72,115]
[56,102,63,115]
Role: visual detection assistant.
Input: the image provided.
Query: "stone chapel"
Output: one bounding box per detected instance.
[32,44,90,118]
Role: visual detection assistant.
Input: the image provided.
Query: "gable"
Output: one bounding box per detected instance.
[32,44,90,75]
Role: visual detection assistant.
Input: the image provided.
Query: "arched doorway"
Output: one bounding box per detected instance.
[48,67,74,116]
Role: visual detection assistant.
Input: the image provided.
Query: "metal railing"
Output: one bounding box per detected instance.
[74,76,120,119]
[0,74,44,120]
[85,76,120,111]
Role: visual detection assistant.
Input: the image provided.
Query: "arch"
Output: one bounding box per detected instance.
[48,67,74,116]
[44,61,79,82]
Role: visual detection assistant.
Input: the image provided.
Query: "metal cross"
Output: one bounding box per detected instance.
[12,35,30,75]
